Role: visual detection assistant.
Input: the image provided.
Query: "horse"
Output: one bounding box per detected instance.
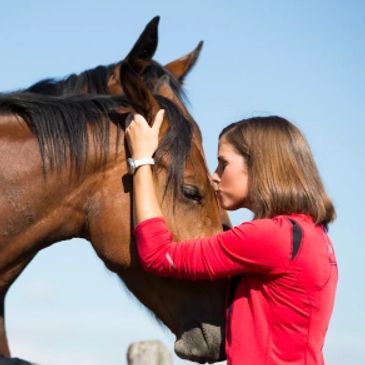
[1,16,230,361]
[0,62,227,363]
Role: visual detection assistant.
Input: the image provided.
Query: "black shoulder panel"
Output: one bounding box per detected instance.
[288,218,302,260]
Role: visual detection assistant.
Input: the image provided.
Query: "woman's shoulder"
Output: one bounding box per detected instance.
[236,213,305,230]
[225,215,300,268]
[241,213,314,227]
[233,213,315,245]
[232,215,291,243]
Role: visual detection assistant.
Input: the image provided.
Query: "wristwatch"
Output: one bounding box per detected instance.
[127,157,155,175]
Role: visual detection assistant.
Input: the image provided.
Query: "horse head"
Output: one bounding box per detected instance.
[83,64,227,363]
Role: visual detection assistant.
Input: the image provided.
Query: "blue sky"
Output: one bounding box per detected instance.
[1,1,365,364]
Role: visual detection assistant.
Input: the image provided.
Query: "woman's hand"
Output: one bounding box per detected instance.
[125,110,165,159]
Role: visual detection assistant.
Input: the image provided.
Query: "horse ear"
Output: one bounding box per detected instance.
[108,17,159,94]
[126,16,159,73]
[120,62,160,125]
[164,41,203,82]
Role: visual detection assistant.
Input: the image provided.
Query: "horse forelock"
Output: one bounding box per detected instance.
[143,61,188,104]
[154,94,197,200]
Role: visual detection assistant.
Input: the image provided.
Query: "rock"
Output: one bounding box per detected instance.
[127,340,171,365]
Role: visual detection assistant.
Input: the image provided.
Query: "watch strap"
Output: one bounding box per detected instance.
[134,158,155,169]
[128,157,155,175]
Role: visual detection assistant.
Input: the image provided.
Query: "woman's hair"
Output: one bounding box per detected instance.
[219,116,335,226]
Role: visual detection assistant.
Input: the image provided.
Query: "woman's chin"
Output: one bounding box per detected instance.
[219,201,233,211]
[218,194,242,211]
[220,199,246,211]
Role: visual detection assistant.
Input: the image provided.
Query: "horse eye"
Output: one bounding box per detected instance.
[182,185,203,204]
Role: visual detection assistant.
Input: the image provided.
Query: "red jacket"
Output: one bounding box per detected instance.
[135,213,338,364]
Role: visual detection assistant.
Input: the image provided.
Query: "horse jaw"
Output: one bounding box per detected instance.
[174,322,225,363]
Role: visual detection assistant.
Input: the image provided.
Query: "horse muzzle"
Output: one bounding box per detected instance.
[174,321,225,363]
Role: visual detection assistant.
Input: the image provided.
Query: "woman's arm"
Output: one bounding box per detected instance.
[135,216,292,280]
[125,111,165,225]
[133,163,163,224]
[126,112,291,280]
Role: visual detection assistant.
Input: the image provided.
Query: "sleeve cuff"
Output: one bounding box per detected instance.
[135,216,167,236]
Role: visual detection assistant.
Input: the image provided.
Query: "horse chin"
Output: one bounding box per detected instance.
[174,323,224,364]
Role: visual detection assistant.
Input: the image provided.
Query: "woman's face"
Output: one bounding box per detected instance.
[211,137,250,211]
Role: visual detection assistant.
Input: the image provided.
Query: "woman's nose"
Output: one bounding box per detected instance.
[211,171,220,190]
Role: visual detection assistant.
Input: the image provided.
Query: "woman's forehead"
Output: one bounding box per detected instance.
[218,138,236,155]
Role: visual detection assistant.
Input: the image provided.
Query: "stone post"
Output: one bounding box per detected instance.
[127,340,171,365]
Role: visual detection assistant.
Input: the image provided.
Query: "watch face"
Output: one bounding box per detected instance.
[127,158,135,175]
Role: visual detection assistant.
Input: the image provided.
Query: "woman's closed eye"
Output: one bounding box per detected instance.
[216,160,227,175]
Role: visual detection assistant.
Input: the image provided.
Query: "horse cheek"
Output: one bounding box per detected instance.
[86,181,133,271]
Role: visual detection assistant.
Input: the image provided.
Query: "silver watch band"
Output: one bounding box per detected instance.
[134,158,155,168]
[127,157,155,175]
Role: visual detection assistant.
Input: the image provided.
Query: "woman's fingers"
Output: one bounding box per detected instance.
[126,110,164,133]
[153,109,165,131]
[125,110,165,159]
[134,113,149,126]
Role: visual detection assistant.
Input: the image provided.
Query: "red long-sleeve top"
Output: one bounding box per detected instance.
[135,213,338,365]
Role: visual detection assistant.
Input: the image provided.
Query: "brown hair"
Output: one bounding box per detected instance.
[219,116,335,226]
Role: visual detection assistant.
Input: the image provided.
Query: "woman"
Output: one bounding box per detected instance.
[125,111,338,365]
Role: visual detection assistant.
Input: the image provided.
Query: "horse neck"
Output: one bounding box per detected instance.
[44,122,127,243]
[80,134,133,270]
[0,116,126,272]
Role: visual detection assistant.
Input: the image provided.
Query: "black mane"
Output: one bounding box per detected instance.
[0,92,194,198]
[0,93,127,172]
[26,64,116,96]
[25,60,187,102]
[154,94,193,198]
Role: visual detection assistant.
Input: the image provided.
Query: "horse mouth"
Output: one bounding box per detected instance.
[174,322,224,364]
